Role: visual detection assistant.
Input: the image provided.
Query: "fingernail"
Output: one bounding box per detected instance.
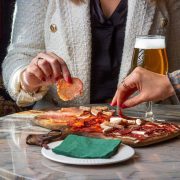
[120,104,128,109]
[110,102,114,106]
[67,77,72,84]
[110,102,117,106]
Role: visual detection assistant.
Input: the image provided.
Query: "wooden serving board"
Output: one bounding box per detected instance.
[17,106,180,148]
[31,117,180,148]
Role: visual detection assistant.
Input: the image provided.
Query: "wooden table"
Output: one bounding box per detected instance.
[0,104,179,179]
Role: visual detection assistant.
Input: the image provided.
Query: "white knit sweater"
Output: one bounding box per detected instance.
[2,0,180,108]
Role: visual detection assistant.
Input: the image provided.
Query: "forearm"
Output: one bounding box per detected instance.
[2,0,48,105]
[7,67,49,107]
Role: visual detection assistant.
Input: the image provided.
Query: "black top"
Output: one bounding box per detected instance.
[90,0,127,103]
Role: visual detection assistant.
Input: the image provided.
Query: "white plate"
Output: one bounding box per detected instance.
[41,141,135,165]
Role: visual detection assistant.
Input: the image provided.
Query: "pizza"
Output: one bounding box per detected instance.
[33,106,114,132]
[99,117,180,147]
[33,106,180,147]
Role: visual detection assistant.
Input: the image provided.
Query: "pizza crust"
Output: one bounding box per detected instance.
[78,131,180,147]
[129,131,180,147]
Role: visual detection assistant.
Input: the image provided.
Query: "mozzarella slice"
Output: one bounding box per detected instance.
[132,131,146,135]
[110,117,122,124]
[127,120,136,125]
[136,119,142,125]
[103,127,113,133]
[100,122,110,129]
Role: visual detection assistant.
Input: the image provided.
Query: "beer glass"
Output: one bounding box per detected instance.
[130,35,168,120]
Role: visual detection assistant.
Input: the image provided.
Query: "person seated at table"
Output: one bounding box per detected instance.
[2,0,180,109]
[111,67,180,108]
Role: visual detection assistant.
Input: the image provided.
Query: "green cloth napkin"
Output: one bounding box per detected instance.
[52,134,121,159]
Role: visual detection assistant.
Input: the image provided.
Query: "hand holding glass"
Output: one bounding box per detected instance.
[130,35,168,120]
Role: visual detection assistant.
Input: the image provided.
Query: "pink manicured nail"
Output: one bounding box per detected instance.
[110,101,117,106]
[110,102,114,106]
[67,77,73,84]
[120,104,128,109]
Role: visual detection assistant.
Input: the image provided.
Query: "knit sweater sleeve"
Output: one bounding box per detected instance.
[2,0,49,106]
[168,70,180,100]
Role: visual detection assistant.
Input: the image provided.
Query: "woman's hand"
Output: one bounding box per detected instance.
[21,52,72,92]
[111,67,175,108]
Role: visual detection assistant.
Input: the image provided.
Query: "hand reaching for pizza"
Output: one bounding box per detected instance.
[111,67,175,108]
[21,52,72,93]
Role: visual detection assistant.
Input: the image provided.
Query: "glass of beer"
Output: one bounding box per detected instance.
[131,35,168,120]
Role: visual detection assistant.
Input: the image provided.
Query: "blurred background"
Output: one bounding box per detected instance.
[0,0,29,116]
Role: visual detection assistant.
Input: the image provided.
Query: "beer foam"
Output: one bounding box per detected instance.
[135,38,165,49]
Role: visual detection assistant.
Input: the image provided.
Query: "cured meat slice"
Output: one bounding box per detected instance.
[57,78,83,101]
[79,106,91,111]
[36,111,74,119]
[60,107,85,117]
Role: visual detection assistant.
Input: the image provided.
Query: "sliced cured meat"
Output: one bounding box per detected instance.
[79,106,91,112]
[59,107,84,117]
[57,78,83,101]
[31,106,180,147]
[100,117,180,147]
[33,106,112,132]
[36,111,77,119]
